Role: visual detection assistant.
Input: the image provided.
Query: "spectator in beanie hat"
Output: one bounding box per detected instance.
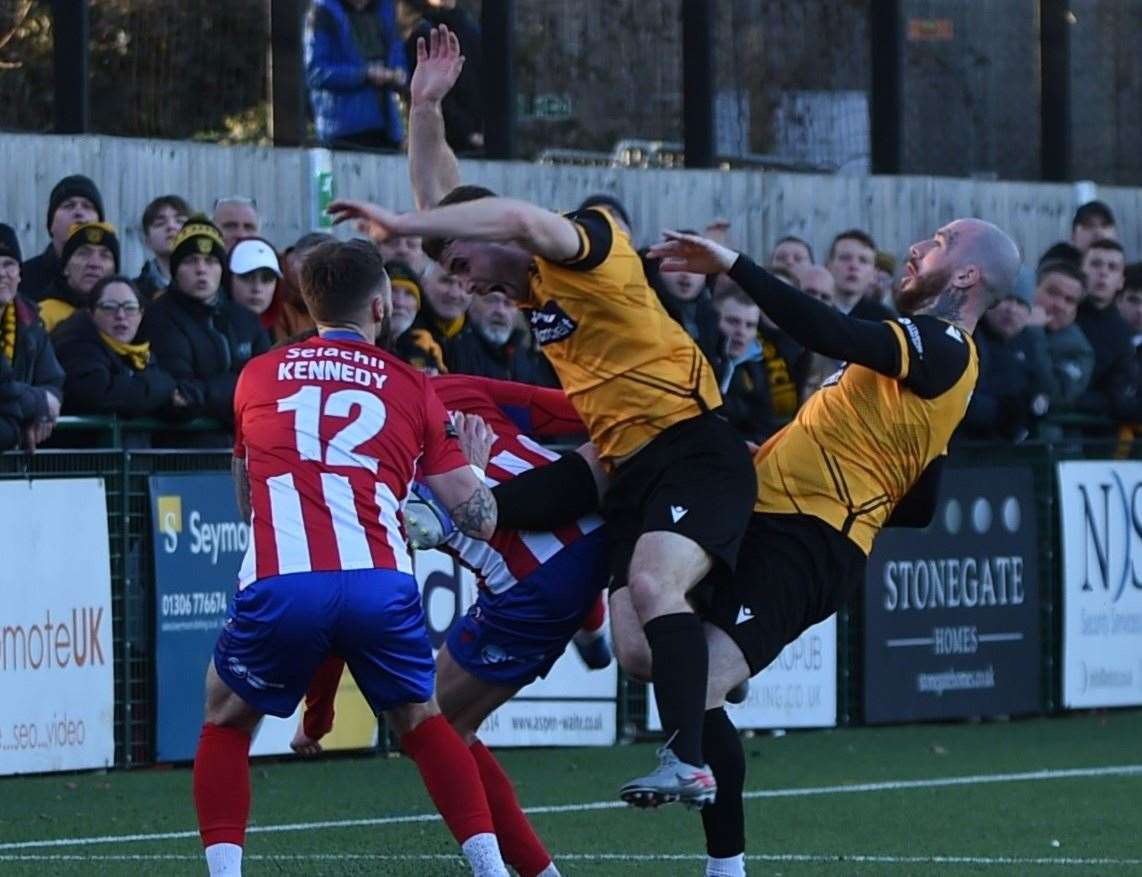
[1071,200,1117,252]
[140,216,269,433]
[386,260,446,373]
[0,222,64,451]
[38,221,120,332]
[20,174,105,300]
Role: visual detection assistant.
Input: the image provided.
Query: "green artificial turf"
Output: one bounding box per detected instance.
[2,710,1140,875]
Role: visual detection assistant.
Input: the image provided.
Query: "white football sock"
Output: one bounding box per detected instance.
[706,852,746,876]
[460,832,510,876]
[537,863,562,876]
[204,842,243,876]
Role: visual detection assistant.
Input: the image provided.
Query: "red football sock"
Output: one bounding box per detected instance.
[401,714,494,844]
[470,739,553,877]
[579,593,606,633]
[303,654,346,740]
[193,723,252,848]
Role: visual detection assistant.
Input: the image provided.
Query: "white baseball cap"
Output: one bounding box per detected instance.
[229,237,282,277]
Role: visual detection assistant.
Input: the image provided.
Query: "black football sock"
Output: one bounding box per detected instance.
[701,707,746,857]
[644,612,708,767]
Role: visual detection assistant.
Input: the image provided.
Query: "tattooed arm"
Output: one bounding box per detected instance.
[232,455,252,524]
[424,465,498,540]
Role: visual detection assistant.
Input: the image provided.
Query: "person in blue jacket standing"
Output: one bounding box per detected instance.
[305,0,408,150]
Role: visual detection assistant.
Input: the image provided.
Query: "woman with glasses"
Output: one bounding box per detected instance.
[51,275,188,419]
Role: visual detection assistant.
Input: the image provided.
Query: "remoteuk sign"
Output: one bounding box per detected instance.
[1059,461,1142,708]
[864,467,1042,723]
[0,479,114,775]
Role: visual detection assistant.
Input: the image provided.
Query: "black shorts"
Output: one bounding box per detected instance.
[705,512,866,676]
[603,413,756,592]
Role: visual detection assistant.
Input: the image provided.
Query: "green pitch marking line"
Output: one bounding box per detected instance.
[2,763,1139,852]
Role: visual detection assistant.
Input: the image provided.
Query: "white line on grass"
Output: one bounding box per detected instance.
[2,763,1140,852]
[1,853,1141,868]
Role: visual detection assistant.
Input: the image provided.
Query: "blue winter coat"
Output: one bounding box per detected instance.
[304,0,407,144]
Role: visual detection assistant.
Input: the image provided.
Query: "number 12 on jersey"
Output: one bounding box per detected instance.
[278,384,386,472]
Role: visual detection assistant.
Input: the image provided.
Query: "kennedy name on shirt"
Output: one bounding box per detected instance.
[276,344,388,389]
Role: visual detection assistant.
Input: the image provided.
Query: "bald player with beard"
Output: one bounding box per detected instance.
[634,218,1021,877]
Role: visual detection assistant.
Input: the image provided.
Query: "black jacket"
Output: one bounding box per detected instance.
[51,311,179,418]
[446,326,560,387]
[0,296,65,449]
[140,289,270,424]
[850,297,895,321]
[961,323,1055,441]
[17,244,60,302]
[1075,301,1140,422]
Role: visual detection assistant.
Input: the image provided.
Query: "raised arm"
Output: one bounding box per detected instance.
[328,196,582,263]
[409,25,463,209]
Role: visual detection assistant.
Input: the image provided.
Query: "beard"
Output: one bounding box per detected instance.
[896,263,953,315]
[476,321,513,347]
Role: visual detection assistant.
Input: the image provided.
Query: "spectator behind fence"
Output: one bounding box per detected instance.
[136,195,190,301]
[1030,259,1095,407]
[380,233,430,277]
[1075,239,1138,423]
[715,269,805,419]
[769,236,814,274]
[407,9,483,152]
[229,238,283,330]
[1119,263,1142,373]
[447,287,559,386]
[960,277,1055,442]
[796,264,840,400]
[872,250,897,311]
[212,197,260,253]
[51,276,185,421]
[711,283,775,443]
[826,229,893,320]
[272,232,330,342]
[0,224,63,451]
[1071,200,1117,252]
[415,258,471,348]
[20,174,104,301]
[38,221,120,332]
[140,217,269,430]
[305,0,407,150]
[648,231,720,359]
[385,261,445,372]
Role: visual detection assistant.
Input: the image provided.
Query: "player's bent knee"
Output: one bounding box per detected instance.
[386,699,440,738]
[627,571,686,621]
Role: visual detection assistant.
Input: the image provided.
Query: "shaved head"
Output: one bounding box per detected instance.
[944,218,1022,306]
[898,218,1021,330]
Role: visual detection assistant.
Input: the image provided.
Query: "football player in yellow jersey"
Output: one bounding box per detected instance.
[328,25,757,811]
[636,218,1020,876]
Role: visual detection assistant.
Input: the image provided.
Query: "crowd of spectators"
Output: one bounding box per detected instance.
[0,164,1139,453]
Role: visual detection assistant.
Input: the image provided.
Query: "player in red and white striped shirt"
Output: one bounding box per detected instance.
[192,240,510,877]
[297,375,610,877]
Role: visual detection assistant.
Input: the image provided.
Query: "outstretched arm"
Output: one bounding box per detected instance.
[409,25,463,209]
[648,231,901,377]
[328,196,582,263]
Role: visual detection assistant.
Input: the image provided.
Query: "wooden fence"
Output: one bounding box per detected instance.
[1,132,1138,276]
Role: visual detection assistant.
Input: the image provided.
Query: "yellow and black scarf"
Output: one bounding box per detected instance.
[1,301,15,365]
[99,332,151,372]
